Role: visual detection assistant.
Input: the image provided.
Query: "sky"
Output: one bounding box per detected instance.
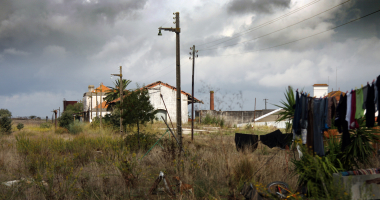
[0,0,379,118]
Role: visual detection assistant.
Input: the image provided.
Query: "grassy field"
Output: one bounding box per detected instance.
[1,120,378,199]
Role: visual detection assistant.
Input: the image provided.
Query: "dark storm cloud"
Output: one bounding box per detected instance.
[227,0,291,15]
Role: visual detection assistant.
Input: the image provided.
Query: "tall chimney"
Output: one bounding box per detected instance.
[210,91,214,110]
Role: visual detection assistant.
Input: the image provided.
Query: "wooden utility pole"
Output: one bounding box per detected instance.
[111,66,123,135]
[100,83,102,129]
[254,98,256,123]
[263,98,268,110]
[54,110,57,130]
[190,45,198,142]
[158,12,182,153]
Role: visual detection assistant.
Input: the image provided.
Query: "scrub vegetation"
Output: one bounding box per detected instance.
[0,119,379,200]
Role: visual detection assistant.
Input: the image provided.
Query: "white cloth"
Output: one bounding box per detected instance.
[301,129,307,145]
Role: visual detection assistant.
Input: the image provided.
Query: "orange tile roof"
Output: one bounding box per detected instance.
[93,84,111,93]
[111,81,203,104]
[313,84,328,86]
[94,101,109,109]
[325,90,345,102]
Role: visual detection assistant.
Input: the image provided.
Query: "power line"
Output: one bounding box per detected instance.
[202,9,380,57]
[199,0,350,51]
[196,0,322,47]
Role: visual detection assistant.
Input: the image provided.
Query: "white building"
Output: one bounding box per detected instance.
[82,81,203,123]
[313,84,329,97]
[143,81,203,124]
[82,84,111,121]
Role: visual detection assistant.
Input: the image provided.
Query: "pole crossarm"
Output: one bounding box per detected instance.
[159,27,180,33]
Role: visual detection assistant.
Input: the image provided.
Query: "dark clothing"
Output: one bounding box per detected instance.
[300,93,308,129]
[306,98,314,152]
[260,129,292,149]
[363,85,368,109]
[323,98,329,131]
[293,91,302,134]
[235,133,258,152]
[327,97,337,128]
[366,83,376,127]
[377,75,380,123]
[336,94,351,151]
[313,98,325,156]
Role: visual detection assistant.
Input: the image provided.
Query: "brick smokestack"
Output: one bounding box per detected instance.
[210,91,214,110]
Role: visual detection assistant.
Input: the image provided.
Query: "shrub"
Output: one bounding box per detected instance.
[68,120,83,135]
[124,132,158,152]
[55,127,67,134]
[0,115,12,134]
[17,123,24,131]
[59,111,74,129]
[40,122,52,129]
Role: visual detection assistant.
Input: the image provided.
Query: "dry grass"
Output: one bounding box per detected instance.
[0,121,300,199]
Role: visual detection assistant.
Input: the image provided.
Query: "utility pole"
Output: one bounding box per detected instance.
[100,83,102,129]
[158,12,182,153]
[254,98,256,123]
[190,45,198,142]
[111,66,123,135]
[264,98,268,110]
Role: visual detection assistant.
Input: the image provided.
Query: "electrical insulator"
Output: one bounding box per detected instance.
[189,57,191,60]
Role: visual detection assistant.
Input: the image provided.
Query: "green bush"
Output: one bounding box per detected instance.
[68,120,83,135]
[202,114,225,127]
[124,132,158,151]
[0,115,12,134]
[17,123,24,131]
[40,122,52,129]
[59,111,74,129]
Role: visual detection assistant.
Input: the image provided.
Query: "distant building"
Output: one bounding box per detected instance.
[313,84,329,97]
[63,99,77,111]
[82,83,112,121]
[83,81,203,124]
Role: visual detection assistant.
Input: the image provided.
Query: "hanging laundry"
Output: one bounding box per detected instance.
[350,90,359,129]
[234,133,258,152]
[346,91,352,130]
[335,94,351,151]
[366,83,376,127]
[306,97,314,152]
[292,90,302,136]
[327,96,337,128]
[377,75,380,124]
[313,98,325,156]
[300,93,308,144]
[355,87,364,119]
[375,79,378,112]
[362,85,368,109]
[260,129,293,149]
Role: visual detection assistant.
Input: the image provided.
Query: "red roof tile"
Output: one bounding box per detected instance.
[313,84,329,87]
[325,90,345,102]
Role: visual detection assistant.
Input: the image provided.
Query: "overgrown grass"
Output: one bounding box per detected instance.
[0,121,378,199]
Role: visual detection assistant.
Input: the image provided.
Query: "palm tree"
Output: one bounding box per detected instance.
[104,79,132,111]
[273,86,295,132]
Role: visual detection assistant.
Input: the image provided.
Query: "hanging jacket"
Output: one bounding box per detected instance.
[355,88,364,119]
[366,83,376,127]
[293,91,302,135]
[350,90,359,129]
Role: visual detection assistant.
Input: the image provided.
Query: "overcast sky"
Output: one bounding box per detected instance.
[0,0,379,118]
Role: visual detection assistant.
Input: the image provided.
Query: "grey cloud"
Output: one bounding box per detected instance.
[227,0,291,15]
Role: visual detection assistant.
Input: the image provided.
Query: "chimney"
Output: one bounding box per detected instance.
[210,91,214,110]
[88,85,94,92]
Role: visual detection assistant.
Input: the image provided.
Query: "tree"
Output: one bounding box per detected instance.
[0,109,12,134]
[273,86,295,132]
[104,79,132,111]
[59,110,74,129]
[121,88,157,149]
[65,102,83,113]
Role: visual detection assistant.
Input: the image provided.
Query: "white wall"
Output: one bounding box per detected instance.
[313,86,328,97]
[148,85,188,124]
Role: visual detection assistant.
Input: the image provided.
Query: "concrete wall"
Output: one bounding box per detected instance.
[195,109,275,125]
[313,86,328,97]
